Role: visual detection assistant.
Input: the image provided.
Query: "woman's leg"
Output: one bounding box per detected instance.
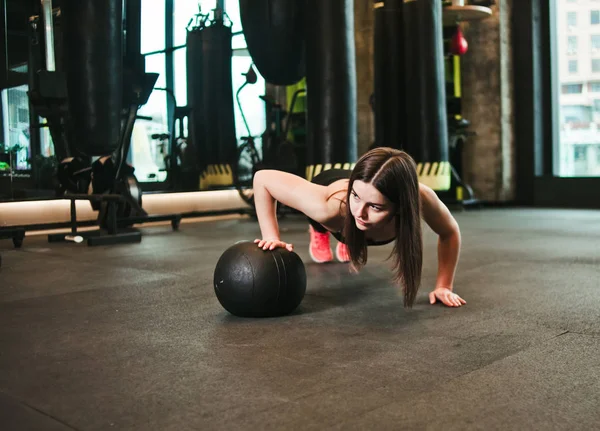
[307,217,332,263]
[306,169,352,263]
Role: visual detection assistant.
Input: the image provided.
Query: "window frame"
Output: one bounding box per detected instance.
[513,0,600,208]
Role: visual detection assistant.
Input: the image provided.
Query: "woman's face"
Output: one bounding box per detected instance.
[349,180,395,231]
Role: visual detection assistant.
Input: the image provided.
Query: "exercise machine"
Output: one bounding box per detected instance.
[26,0,181,246]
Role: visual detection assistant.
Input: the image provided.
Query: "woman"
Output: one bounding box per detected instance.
[252,147,465,308]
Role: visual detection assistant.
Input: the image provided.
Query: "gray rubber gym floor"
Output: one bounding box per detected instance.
[1,207,599,430]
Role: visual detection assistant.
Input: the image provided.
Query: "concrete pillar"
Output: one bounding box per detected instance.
[354,0,375,157]
[459,1,515,201]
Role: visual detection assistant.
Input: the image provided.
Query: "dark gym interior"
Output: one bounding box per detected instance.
[1,1,599,430]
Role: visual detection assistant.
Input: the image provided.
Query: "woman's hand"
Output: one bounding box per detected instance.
[429,287,466,307]
[254,238,294,252]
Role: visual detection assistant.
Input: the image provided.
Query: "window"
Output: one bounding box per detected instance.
[574,145,588,161]
[173,0,235,105]
[556,1,600,179]
[225,0,243,34]
[172,0,208,106]
[132,0,170,183]
[174,0,213,47]
[134,53,168,182]
[561,105,591,122]
[225,0,247,49]
[123,0,270,183]
[133,0,219,183]
[567,36,578,54]
[141,0,165,54]
[568,59,578,73]
[1,85,31,171]
[561,83,583,94]
[173,0,267,149]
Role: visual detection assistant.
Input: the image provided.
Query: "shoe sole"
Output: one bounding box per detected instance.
[308,245,332,263]
[335,245,350,263]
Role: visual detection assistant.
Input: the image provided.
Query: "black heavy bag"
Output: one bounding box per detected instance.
[402,0,450,191]
[62,0,122,156]
[187,21,237,173]
[374,0,405,150]
[239,0,306,85]
[305,0,357,181]
[213,241,307,318]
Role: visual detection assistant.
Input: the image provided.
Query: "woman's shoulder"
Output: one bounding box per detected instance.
[317,179,349,227]
[324,179,349,211]
[325,178,350,199]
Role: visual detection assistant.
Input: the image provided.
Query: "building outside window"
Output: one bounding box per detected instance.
[567,35,578,54]
[1,85,31,172]
[569,59,578,73]
[558,1,600,176]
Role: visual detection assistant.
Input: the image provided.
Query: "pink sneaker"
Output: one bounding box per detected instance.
[335,242,351,263]
[308,226,333,263]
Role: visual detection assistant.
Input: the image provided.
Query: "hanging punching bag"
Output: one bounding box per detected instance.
[305,0,357,181]
[186,28,204,163]
[373,0,405,150]
[187,14,237,189]
[403,0,451,191]
[239,0,306,85]
[62,0,122,156]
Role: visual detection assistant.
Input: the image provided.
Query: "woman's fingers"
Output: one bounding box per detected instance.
[451,294,464,307]
[429,289,466,307]
[254,239,268,249]
[453,294,466,306]
[254,239,293,251]
[441,293,462,307]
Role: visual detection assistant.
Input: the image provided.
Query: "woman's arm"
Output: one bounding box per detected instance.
[419,184,465,307]
[253,170,331,242]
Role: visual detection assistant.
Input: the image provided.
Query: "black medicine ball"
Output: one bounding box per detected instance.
[213,241,307,317]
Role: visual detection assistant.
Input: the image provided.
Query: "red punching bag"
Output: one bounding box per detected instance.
[451,25,468,55]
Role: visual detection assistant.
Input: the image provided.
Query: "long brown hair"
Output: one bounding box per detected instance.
[341,147,423,307]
